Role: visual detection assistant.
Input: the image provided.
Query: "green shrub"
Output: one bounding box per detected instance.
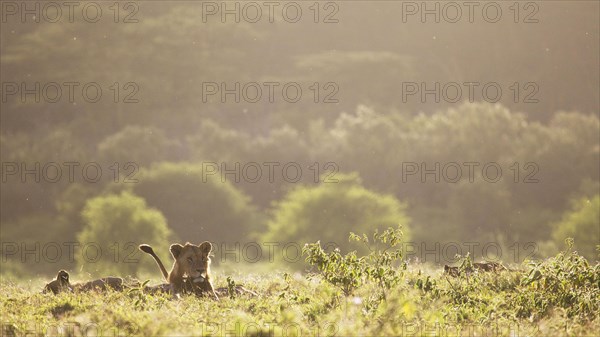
[303,226,406,303]
[77,191,172,276]
[132,162,260,245]
[552,195,600,261]
[265,173,410,263]
[518,239,600,319]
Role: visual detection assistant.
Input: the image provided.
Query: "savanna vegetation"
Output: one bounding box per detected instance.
[1,228,598,336]
[1,1,599,336]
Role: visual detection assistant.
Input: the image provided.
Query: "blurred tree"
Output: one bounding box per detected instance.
[263,172,411,260]
[77,191,172,276]
[507,206,559,243]
[242,125,315,208]
[132,162,260,246]
[1,212,78,278]
[54,183,98,239]
[187,119,250,163]
[445,180,513,241]
[0,130,89,223]
[512,112,600,210]
[291,51,417,124]
[315,105,410,194]
[97,125,183,168]
[552,195,600,261]
[316,103,599,255]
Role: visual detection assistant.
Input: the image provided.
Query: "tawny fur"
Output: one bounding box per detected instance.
[139,242,219,300]
[43,270,131,294]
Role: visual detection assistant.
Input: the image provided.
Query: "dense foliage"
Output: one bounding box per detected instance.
[77,191,172,276]
[265,174,410,259]
[131,162,260,245]
[551,195,600,261]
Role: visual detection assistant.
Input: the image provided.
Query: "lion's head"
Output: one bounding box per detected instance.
[43,270,72,294]
[169,241,213,284]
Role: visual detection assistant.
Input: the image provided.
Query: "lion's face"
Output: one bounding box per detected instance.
[170,242,213,283]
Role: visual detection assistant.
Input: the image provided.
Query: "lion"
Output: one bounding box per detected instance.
[473,261,507,272]
[43,270,72,294]
[75,276,127,292]
[139,242,219,300]
[443,265,461,277]
[444,261,508,277]
[43,270,130,294]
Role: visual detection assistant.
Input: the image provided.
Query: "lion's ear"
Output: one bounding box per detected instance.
[198,241,213,254]
[170,244,184,259]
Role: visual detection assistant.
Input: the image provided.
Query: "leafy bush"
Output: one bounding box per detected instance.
[132,162,260,245]
[552,195,600,261]
[518,239,600,319]
[265,173,410,262]
[303,242,364,297]
[303,226,406,302]
[77,191,172,276]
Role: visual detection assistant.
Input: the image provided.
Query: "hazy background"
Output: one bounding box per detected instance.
[1,1,598,278]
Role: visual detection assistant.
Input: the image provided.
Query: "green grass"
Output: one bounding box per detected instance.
[2,259,599,337]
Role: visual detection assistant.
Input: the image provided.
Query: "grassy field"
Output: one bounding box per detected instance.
[1,243,599,337]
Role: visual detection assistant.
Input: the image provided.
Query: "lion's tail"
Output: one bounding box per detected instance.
[139,244,169,281]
